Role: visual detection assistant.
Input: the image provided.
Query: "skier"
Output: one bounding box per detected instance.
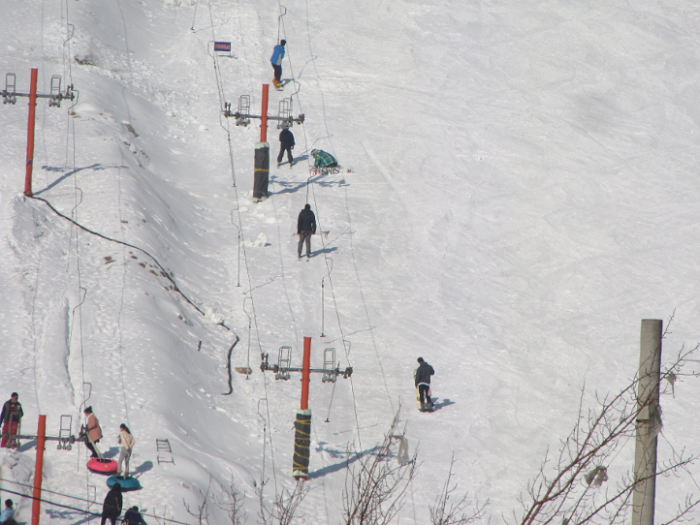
[270,39,286,89]
[83,406,103,458]
[101,483,123,525]
[123,506,147,525]
[297,204,316,258]
[0,499,15,524]
[0,393,23,448]
[117,423,135,477]
[414,357,435,411]
[277,125,295,167]
[310,149,338,169]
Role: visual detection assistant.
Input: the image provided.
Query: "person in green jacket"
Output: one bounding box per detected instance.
[311,149,337,169]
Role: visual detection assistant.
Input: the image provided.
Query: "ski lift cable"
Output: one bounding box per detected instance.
[0,484,194,525]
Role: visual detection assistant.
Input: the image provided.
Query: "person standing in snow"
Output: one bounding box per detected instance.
[310,149,338,169]
[0,499,15,524]
[0,393,23,448]
[414,357,435,410]
[270,39,286,88]
[297,204,316,258]
[101,483,123,525]
[117,423,135,477]
[83,406,103,458]
[277,125,295,167]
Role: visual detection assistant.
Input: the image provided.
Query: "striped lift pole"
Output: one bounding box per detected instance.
[293,337,313,479]
[223,84,305,203]
[260,336,353,479]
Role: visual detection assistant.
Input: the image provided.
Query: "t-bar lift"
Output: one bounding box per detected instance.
[260,336,353,479]
[2,69,76,197]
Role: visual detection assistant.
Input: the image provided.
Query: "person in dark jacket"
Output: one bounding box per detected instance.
[297,204,316,258]
[123,505,146,525]
[0,393,23,448]
[270,39,286,88]
[277,126,295,167]
[101,483,123,525]
[414,357,435,409]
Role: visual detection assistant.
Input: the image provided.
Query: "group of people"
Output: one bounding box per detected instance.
[101,482,146,525]
[0,396,140,523]
[269,40,339,171]
[82,406,135,477]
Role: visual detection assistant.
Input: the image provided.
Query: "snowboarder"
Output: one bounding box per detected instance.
[270,39,286,88]
[101,483,123,525]
[117,423,135,477]
[0,499,15,524]
[277,125,295,167]
[83,406,103,458]
[0,393,23,448]
[310,149,338,169]
[123,506,146,525]
[297,204,316,258]
[414,357,435,411]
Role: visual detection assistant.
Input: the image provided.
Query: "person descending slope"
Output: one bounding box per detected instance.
[270,39,286,89]
[414,357,435,412]
[297,204,317,259]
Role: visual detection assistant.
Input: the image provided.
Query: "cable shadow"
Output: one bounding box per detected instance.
[35,164,128,195]
[309,444,381,479]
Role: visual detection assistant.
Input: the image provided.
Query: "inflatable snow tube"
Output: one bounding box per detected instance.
[87,458,118,474]
[107,475,141,491]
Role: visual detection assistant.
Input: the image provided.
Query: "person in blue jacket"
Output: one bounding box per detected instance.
[311,149,337,169]
[270,40,286,88]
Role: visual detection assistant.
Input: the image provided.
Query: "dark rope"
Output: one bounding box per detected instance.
[223,334,240,395]
[28,195,204,315]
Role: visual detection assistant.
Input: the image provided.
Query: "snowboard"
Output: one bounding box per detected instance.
[310,166,352,176]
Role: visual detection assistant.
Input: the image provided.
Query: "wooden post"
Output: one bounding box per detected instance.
[24,68,38,197]
[31,415,46,525]
[632,320,662,525]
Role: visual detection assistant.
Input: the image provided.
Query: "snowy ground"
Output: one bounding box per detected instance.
[3,0,700,524]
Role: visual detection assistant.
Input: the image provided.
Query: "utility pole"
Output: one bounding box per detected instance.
[632,319,662,525]
[224,85,304,203]
[260,336,352,478]
[2,69,76,197]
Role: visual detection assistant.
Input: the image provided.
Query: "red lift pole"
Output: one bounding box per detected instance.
[31,415,46,525]
[24,68,38,197]
[223,83,304,203]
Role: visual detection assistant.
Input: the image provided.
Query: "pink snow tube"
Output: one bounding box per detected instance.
[87,458,118,474]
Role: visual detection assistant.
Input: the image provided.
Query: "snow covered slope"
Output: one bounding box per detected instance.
[2,0,700,523]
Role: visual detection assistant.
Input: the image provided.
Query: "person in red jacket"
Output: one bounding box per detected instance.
[0,393,23,448]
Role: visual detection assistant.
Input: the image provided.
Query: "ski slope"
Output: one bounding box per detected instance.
[3,0,700,523]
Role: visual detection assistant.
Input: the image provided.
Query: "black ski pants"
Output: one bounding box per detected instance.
[418,384,431,405]
[272,64,282,83]
[298,232,312,257]
[277,145,293,165]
